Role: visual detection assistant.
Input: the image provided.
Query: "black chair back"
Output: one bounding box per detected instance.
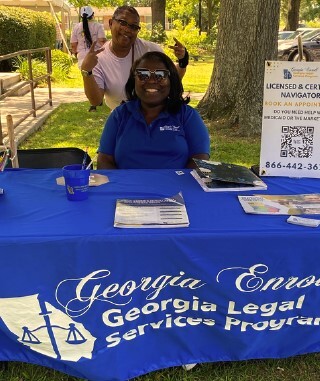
[6,148,93,169]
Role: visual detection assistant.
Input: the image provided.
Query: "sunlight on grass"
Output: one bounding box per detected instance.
[21,102,108,162]
[182,58,213,94]
[53,64,83,88]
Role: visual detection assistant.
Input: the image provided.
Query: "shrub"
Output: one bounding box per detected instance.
[305,21,320,28]
[137,22,152,41]
[151,22,167,44]
[168,18,208,59]
[0,5,55,70]
[13,56,47,81]
[51,49,73,74]
[134,20,214,59]
[13,49,73,84]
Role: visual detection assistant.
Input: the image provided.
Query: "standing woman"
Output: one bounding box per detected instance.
[70,6,106,111]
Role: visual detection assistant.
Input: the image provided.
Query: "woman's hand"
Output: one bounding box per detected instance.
[186,153,210,169]
[97,153,117,169]
[81,41,105,72]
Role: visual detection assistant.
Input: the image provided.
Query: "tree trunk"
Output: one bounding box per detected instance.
[197,0,280,136]
[199,0,202,33]
[206,0,214,35]
[151,0,166,29]
[285,0,300,31]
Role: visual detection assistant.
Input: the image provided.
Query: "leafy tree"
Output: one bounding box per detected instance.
[198,0,281,136]
[300,0,320,21]
[205,0,220,35]
[199,0,220,36]
[163,18,207,59]
[151,0,165,29]
[66,0,221,34]
[284,0,300,30]
[151,0,166,41]
[134,0,151,5]
[67,0,113,7]
[166,0,198,25]
[66,0,151,8]
[280,0,320,28]
[151,22,167,42]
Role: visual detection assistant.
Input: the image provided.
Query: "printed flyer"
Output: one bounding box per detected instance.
[238,193,320,215]
[260,61,320,178]
[114,192,189,228]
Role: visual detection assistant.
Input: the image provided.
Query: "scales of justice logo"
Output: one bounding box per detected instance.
[0,294,96,361]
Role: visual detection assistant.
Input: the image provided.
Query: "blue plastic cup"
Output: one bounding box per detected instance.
[62,164,90,201]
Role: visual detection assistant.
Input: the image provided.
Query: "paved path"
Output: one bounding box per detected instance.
[0,87,204,147]
[0,87,88,147]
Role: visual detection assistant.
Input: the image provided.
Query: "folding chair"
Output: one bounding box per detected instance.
[4,115,93,169]
[6,147,93,169]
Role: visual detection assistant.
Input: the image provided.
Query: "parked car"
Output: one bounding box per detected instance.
[285,27,319,39]
[278,28,320,61]
[278,30,294,40]
[278,28,319,46]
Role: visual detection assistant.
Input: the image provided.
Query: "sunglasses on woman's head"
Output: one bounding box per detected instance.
[134,69,170,82]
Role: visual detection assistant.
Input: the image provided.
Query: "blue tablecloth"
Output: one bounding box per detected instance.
[0,169,320,381]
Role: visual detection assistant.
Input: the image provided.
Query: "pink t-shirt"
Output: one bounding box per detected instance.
[70,21,105,66]
[93,38,163,110]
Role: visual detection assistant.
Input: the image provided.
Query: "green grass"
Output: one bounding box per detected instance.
[15,58,319,381]
[182,57,214,94]
[21,100,260,169]
[21,102,107,163]
[2,352,320,380]
[51,63,83,88]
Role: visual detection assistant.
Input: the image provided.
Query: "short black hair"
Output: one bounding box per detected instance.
[113,6,140,20]
[125,51,189,113]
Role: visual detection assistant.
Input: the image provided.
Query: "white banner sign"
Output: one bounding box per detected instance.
[260,61,320,178]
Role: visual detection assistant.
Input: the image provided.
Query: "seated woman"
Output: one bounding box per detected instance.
[97,51,210,169]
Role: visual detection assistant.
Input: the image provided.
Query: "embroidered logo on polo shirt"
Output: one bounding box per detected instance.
[159,125,180,132]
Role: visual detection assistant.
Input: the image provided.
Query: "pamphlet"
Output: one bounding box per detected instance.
[114,192,189,228]
[238,193,320,215]
[287,216,320,228]
[191,159,267,192]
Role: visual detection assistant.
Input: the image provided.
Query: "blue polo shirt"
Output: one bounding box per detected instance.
[98,100,210,169]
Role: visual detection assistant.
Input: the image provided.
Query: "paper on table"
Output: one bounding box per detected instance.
[56,173,109,187]
[238,193,320,215]
[191,159,267,192]
[114,192,189,228]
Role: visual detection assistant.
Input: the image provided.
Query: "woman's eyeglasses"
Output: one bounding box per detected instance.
[135,69,170,82]
[113,18,141,31]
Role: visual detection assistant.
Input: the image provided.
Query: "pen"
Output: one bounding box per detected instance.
[85,154,97,170]
[81,147,88,170]
[0,149,9,172]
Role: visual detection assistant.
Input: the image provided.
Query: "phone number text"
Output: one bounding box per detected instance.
[264,162,320,170]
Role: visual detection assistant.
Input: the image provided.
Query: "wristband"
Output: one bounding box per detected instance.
[81,69,92,77]
[178,48,189,68]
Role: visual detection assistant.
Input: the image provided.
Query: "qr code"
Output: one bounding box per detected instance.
[280,126,314,158]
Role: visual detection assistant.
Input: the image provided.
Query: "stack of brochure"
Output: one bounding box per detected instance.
[114,192,189,228]
[191,159,267,192]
